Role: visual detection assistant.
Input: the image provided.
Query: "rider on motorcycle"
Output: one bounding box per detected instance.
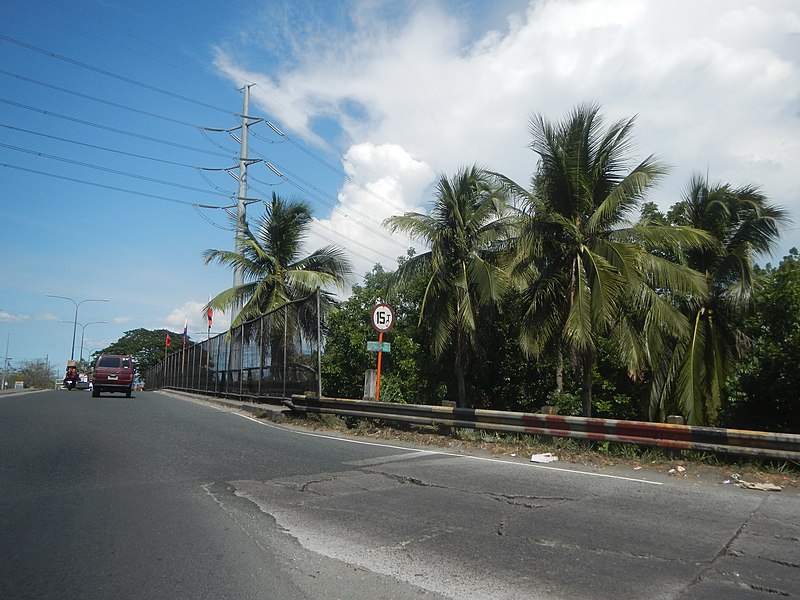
[64,360,79,390]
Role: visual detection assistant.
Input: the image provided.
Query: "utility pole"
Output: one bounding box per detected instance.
[232,83,255,324]
[1,333,9,390]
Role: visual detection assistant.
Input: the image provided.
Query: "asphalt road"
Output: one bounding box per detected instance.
[1,389,798,599]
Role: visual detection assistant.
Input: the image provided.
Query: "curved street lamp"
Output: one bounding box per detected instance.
[48,295,109,361]
[61,320,108,361]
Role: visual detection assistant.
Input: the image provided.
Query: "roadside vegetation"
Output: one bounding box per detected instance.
[320,104,795,433]
[91,103,798,437]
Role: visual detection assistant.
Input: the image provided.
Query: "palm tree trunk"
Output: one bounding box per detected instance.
[581,349,595,417]
[555,343,564,392]
[454,346,467,409]
[453,328,468,408]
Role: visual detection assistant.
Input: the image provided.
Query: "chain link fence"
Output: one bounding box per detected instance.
[144,292,322,402]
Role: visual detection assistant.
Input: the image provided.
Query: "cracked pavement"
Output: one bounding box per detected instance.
[212,448,800,599]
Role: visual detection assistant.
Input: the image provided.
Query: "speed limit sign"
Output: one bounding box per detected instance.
[371,303,395,333]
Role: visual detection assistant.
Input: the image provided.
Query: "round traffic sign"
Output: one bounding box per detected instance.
[371,303,395,333]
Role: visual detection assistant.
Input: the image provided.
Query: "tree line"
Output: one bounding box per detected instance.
[96,103,796,433]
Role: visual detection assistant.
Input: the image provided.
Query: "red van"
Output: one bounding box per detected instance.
[92,354,134,397]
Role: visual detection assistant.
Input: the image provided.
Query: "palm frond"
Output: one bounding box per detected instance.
[202,192,351,326]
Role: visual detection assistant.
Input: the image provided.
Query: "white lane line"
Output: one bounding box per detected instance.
[232,412,663,486]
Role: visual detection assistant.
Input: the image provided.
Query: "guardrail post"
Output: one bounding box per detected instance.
[665,415,685,457]
[363,370,376,400]
[440,400,457,436]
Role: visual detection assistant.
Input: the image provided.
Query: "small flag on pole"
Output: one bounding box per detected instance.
[165,333,171,347]
[183,317,188,349]
[207,306,213,329]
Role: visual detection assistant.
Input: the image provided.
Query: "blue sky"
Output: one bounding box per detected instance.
[1,0,798,378]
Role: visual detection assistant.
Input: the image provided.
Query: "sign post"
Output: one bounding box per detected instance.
[370,303,395,401]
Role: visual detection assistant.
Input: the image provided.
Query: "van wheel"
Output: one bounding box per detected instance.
[92,388,100,398]
[126,387,132,398]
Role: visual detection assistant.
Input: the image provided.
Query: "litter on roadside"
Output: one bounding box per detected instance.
[530,453,558,463]
[726,473,783,492]
[738,481,783,491]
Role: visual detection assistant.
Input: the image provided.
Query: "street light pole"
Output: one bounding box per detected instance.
[48,296,109,361]
[1,333,9,390]
[79,321,107,361]
[62,321,108,361]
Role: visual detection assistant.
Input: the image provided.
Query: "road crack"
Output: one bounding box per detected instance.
[490,493,576,509]
[271,477,338,496]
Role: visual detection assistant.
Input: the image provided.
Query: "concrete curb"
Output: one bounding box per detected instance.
[156,389,290,423]
[0,388,53,397]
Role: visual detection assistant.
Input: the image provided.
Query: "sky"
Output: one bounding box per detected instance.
[1,0,798,379]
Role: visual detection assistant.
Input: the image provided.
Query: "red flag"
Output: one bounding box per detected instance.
[207,306,213,328]
[165,333,171,347]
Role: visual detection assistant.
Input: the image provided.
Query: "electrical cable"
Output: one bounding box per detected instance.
[0,33,234,115]
[263,120,411,214]
[0,36,417,264]
[0,98,234,159]
[246,147,413,251]
[0,69,208,128]
[1,142,234,198]
[194,205,234,231]
[2,33,415,225]
[1,162,233,209]
[0,123,229,169]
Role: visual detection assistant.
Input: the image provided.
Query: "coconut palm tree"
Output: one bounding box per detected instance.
[202,192,353,328]
[494,104,710,417]
[383,165,514,408]
[650,175,789,424]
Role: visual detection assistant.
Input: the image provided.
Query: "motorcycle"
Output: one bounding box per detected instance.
[64,361,79,391]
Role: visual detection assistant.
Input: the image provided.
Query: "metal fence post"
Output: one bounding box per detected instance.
[317,288,322,398]
[258,315,263,398]
[283,306,288,398]
[239,324,244,398]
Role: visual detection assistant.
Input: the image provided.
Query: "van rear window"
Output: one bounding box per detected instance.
[98,357,121,368]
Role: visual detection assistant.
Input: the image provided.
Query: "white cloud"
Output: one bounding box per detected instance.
[161,300,231,335]
[0,311,29,323]
[163,301,205,330]
[215,0,800,270]
[308,142,435,278]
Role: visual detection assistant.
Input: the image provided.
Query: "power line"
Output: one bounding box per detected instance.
[263,120,410,215]
[0,123,223,170]
[1,162,233,209]
[194,205,234,231]
[13,0,204,77]
[0,37,416,265]
[0,98,235,159]
[310,221,391,265]
[2,33,416,223]
[263,163,410,252]
[0,34,234,116]
[0,69,208,128]
[2,36,414,225]
[1,142,234,198]
[245,148,413,251]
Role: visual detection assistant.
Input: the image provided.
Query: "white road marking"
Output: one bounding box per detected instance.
[232,412,663,486]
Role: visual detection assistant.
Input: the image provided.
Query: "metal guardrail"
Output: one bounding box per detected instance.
[285,395,800,462]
